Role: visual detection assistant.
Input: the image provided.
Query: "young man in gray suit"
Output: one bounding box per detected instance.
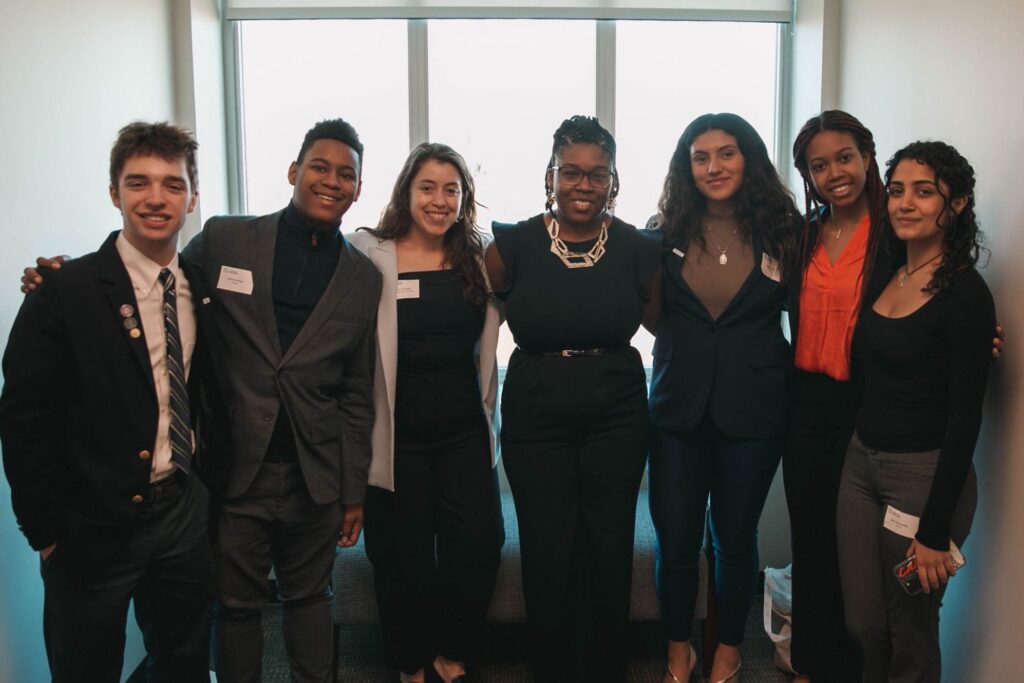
[20,118,381,683]
[183,119,381,683]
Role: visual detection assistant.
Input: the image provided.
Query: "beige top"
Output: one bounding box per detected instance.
[682,217,754,320]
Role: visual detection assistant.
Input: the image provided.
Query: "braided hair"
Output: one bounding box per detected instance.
[545,115,618,210]
[885,141,985,295]
[792,110,889,302]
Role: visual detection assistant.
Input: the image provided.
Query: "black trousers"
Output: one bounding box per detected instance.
[500,349,649,683]
[211,461,343,683]
[782,371,861,682]
[41,473,213,683]
[363,424,504,674]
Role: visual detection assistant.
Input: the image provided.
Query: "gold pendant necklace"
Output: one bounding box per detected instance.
[705,221,737,265]
[898,252,943,287]
[548,216,609,268]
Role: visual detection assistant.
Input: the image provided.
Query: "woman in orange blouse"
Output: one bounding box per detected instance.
[785,110,897,683]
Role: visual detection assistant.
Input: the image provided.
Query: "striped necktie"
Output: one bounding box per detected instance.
[158,268,192,474]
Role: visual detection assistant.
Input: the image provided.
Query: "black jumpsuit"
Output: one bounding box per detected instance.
[494,214,660,682]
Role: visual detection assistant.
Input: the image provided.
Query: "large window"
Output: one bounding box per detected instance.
[233,17,783,365]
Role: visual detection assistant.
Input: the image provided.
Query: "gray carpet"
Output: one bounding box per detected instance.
[259,605,793,682]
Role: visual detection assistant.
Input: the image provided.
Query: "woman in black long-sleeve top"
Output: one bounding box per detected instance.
[485,115,661,683]
[647,113,798,683]
[837,141,994,682]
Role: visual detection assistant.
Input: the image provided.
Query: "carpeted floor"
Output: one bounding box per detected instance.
[258,604,794,682]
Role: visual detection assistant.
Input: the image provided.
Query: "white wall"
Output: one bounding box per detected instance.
[0,1,176,680]
[837,0,1024,679]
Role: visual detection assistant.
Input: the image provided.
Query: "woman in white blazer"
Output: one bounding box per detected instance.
[349,142,503,683]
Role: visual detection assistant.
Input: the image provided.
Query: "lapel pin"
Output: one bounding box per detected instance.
[129,328,142,339]
[123,318,138,331]
[120,304,134,317]
[202,297,211,305]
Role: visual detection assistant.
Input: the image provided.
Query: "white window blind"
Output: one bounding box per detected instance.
[224,1,791,22]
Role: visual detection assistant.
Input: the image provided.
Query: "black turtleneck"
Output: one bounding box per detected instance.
[272,202,343,353]
[266,202,343,462]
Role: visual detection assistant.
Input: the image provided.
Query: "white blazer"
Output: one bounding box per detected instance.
[347,230,501,492]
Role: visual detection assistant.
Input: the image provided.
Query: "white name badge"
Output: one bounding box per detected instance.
[397,279,420,300]
[883,505,920,539]
[217,266,254,295]
[761,253,782,282]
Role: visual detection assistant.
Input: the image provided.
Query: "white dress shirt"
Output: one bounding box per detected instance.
[115,233,196,482]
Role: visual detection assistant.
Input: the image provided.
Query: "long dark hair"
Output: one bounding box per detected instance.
[656,112,796,272]
[792,110,888,302]
[885,140,985,295]
[370,142,488,307]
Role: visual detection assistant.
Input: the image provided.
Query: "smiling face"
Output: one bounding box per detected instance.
[408,159,463,241]
[805,130,870,210]
[110,154,197,263]
[887,159,966,251]
[288,138,361,228]
[547,143,615,231]
[690,129,745,208]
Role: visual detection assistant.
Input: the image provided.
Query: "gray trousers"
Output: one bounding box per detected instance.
[836,433,977,683]
[212,462,344,683]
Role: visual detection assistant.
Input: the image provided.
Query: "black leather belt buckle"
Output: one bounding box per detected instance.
[148,470,186,503]
[559,348,603,358]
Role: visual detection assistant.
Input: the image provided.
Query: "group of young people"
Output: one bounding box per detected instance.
[1,107,995,683]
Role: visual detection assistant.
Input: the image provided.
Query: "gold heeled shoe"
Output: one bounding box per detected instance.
[715,659,741,683]
[667,643,699,682]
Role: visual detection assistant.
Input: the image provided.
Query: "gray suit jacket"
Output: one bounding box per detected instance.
[347,231,500,492]
[183,210,382,504]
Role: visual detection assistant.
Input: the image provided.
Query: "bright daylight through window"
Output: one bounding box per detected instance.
[236,18,780,365]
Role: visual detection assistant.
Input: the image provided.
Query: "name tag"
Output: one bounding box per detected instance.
[397,279,420,300]
[883,505,919,539]
[217,266,254,295]
[761,253,782,282]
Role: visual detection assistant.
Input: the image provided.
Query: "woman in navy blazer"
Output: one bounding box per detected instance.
[647,113,799,683]
[351,143,503,683]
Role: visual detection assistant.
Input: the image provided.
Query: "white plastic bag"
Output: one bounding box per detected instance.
[763,564,796,674]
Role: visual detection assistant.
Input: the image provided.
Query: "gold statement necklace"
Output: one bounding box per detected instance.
[548,216,609,268]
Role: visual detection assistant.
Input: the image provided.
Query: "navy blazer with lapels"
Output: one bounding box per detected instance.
[0,230,228,564]
[182,210,382,505]
[649,225,792,440]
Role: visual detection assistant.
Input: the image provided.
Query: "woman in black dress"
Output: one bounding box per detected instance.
[484,115,661,682]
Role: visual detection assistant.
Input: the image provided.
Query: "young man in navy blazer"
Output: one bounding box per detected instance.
[0,122,223,682]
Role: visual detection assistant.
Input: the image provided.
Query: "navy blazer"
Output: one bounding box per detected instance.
[649,227,790,439]
[0,231,228,558]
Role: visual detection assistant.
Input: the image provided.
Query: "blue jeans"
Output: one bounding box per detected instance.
[649,418,782,644]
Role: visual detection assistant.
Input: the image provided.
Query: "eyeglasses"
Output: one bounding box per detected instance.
[552,166,615,189]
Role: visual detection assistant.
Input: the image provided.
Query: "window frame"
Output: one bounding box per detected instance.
[223,9,792,215]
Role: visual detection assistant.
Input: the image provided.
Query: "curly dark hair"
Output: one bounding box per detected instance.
[656,112,797,273]
[545,115,619,210]
[885,140,985,295]
[367,142,488,308]
[792,110,891,302]
[296,118,364,168]
[109,121,198,190]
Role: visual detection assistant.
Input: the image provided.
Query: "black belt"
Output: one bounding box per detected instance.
[518,346,608,358]
[148,469,187,503]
